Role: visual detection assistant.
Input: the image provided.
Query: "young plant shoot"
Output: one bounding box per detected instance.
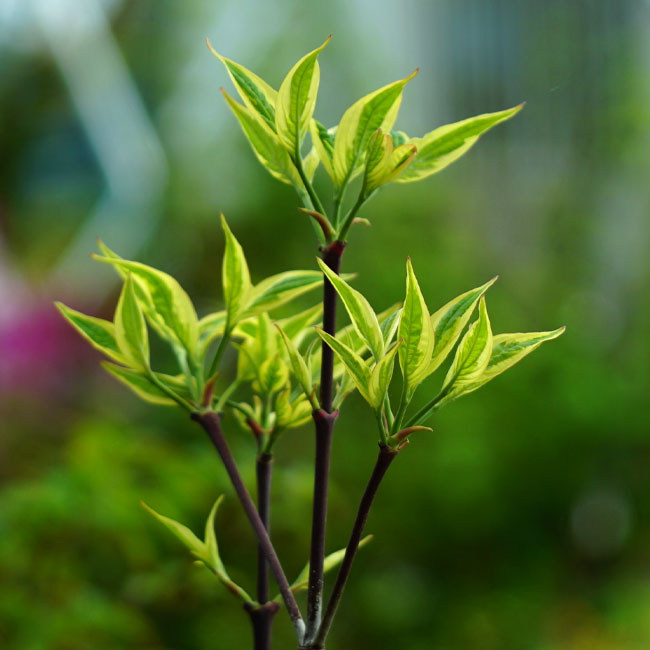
[57,37,564,650]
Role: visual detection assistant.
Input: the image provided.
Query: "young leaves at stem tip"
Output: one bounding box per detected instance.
[221,214,252,329]
[333,69,418,187]
[275,36,331,156]
[398,258,435,397]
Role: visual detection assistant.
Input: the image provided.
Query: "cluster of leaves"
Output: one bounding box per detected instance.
[208,37,523,242]
[307,260,564,446]
[142,496,371,608]
[56,217,327,424]
[55,38,565,616]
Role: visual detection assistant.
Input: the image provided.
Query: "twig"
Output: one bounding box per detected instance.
[312,444,399,648]
[192,411,305,641]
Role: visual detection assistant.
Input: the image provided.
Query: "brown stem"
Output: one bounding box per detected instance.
[245,602,279,650]
[256,452,273,604]
[305,409,338,637]
[312,444,399,648]
[318,240,345,413]
[192,411,305,641]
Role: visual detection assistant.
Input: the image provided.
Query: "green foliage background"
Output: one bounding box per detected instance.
[1,1,648,648]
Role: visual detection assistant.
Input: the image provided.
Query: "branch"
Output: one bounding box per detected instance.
[312,444,399,648]
[192,411,305,641]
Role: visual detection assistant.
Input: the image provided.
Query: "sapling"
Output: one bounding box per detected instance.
[56,36,564,650]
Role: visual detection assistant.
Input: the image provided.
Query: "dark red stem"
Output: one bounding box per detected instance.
[312,444,399,648]
[256,452,273,604]
[192,411,305,640]
[245,601,280,650]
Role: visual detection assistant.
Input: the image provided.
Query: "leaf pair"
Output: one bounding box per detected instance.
[142,497,254,604]
[210,37,330,188]
[313,261,402,411]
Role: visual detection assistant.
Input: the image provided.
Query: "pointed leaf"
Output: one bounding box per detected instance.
[368,341,401,409]
[398,259,435,394]
[380,306,402,347]
[276,324,315,406]
[221,214,252,327]
[114,274,149,369]
[426,277,497,376]
[277,303,323,343]
[287,535,373,595]
[275,36,330,154]
[310,120,337,181]
[362,130,416,196]
[221,88,302,186]
[141,502,208,562]
[204,495,227,574]
[442,297,493,396]
[257,355,289,395]
[315,328,372,404]
[55,302,126,364]
[102,363,177,406]
[93,256,198,356]
[317,258,384,359]
[333,70,418,186]
[207,40,277,129]
[246,270,323,316]
[397,104,523,183]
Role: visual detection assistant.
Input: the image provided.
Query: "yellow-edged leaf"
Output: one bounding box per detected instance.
[441,297,492,396]
[315,328,372,404]
[426,277,497,376]
[397,104,523,183]
[333,70,418,186]
[114,274,149,369]
[207,40,277,130]
[317,258,384,360]
[221,214,252,327]
[310,120,337,181]
[398,259,434,394]
[55,302,126,364]
[92,255,198,357]
[275,36,330,154]
[221,88,302,186]
[368,341,401,409]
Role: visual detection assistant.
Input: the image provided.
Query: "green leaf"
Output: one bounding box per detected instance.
[102,363,178,406]
[221,214,252,328]
[380,306,402,347]
[93,255,199,357]
[426,277,497,376]
[333,70,418,186]
[276,324,316,407]
[204,495,227,574]
[362,130,417,197]
[310,120,337,181]
[114,274,149,369]
[398,259,435,394]
[368,341,401,409]
[314,328,372,404]
[441,297,493,398]
[221,88,302,187]
[257,355,289,395]
[396,104,523,183]
[246,270,323,316]
[287,535,373,595]
[207,40,277,130]
[55,302,126,364]
[302,145,320,181]
[276,303,323,343]
[275,36,330,154]
[445,327,565,404]
[141,501,208,562]
[317,258,384,360]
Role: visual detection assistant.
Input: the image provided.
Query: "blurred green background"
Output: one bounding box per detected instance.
[1,1,649,648]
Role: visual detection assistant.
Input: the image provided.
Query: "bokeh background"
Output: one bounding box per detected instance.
[1,0,649,648]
